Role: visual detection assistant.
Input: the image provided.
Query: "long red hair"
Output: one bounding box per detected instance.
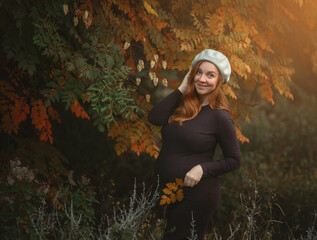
[168,60,230,126]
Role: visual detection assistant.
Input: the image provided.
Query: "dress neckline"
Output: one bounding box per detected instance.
[201,105,211,111]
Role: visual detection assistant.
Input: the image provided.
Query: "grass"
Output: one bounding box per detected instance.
[28,176,317,240]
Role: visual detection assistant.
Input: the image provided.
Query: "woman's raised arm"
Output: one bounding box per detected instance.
[148,69,192,126]
[147,88,183,126]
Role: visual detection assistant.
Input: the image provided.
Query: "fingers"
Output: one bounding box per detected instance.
[184,165,203,187]
[185,68,192,79]
[184,175,198,187]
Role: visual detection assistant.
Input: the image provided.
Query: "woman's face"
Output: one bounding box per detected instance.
[193,61,220,99]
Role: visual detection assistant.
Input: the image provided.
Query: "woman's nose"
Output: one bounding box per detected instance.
[198,74,207,82]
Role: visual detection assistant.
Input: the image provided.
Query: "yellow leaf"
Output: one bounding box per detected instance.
[73,17,78,27]
[162,78,168,87]
[235,126,250,143]
[150,60,155,68]
[162,61,167,69]
[146,94,151,102]
[246,65,251,73]
[222,84,237,100]
[153,77,158,86]
[62,4,68,16]
[245,37,251,45]
[143,1,158,16]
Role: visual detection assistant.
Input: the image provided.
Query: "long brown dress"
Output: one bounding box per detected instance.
[148,88,241,240]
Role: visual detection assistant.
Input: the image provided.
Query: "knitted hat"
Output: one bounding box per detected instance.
[191,49,231,83]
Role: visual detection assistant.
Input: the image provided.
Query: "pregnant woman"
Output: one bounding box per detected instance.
[148,49,242,240]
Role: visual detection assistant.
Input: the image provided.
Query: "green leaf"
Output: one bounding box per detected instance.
[65,62,75,71]
[105,54,114,67]
[75,57,87,68]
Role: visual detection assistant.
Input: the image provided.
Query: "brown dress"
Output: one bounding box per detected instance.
[148,88,241,240]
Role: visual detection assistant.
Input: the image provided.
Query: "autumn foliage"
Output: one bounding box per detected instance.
[160,178,184,206]
[1,0,317,152]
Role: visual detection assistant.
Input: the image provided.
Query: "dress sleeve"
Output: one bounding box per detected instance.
[200,110,241,177]
[147,88,183,126]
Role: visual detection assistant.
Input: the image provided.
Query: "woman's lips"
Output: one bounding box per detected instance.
[197,84,207,88]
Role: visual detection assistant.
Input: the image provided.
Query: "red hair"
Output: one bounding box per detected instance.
[168,60,230,126]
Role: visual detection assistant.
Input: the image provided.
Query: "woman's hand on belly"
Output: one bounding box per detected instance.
[184,164,203,187]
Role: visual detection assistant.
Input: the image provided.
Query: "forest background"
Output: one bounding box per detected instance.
[0,0,317,239]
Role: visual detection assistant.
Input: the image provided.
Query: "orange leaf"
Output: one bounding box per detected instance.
[47,106,62,123]
[166,182,178,191]
[10,98,29,124]
[160,199,166,205]
[161,194,168,199]
[170,193,176,203]
[175,178,184,187]
[176,189,184,202]
[1,112,19,134]
[31,99,53,144]
[163,188,172,195]
[131,140,146,156]
[235,126,249,143]
[70,99,90,120]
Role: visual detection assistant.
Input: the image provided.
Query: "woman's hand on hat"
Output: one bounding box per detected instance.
[184,164,203,187]
[178,68,192,94]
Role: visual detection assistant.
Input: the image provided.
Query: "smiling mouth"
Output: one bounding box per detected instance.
[197,84,208,88]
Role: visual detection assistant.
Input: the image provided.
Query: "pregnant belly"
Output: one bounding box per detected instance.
[154,153,213,185]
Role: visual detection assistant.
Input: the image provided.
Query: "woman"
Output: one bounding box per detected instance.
[148,49,241,240]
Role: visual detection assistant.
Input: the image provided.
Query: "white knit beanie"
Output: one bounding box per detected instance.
[191,49,231,83]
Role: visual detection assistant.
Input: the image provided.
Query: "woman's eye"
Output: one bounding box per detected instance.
[208,74,214,78]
